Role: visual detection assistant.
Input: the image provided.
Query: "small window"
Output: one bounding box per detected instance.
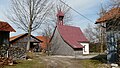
[84,45,86,52]
[59,16,64,21]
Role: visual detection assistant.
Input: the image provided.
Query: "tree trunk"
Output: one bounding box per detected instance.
[26,29,31,51]
[100,26,103,53]
[27,0,32,51]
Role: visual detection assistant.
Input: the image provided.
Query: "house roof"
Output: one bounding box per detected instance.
[10,33,42,43]
[57,25,89,49]
[96,8,120,24]
[0,21,16,32]
[36,36,49,49]
[10,34,26,42]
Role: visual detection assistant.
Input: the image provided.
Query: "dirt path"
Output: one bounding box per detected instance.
[34,53,111,68]
[38,56,84,68]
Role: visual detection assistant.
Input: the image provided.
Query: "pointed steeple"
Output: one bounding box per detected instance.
[57,10,64,25]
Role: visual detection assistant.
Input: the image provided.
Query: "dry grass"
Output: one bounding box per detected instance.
[80,60,110,68]
[3,59,45,68]
[2,53,109,68]
[3,53,46,68]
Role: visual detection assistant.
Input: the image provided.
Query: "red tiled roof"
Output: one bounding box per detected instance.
[57,25,89,49]
[36,36,49,49]
[10,33,42,43]
[10,34,25,42]
[96,8,120,23]
[0,21,15,32]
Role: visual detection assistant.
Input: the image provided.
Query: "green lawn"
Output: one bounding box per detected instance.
[3,59,45,68]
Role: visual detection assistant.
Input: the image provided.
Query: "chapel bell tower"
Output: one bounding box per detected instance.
[57,10,64,25]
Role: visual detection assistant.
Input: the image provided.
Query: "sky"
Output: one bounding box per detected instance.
[0,0,110,37]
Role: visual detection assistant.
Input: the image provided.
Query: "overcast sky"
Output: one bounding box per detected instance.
[0,0,109,36]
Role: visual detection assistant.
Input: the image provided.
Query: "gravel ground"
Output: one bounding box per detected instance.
[39,56,84,68]
[34,53,113,68]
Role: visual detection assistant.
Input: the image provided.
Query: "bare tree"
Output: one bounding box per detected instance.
[41,24,51,55]
[110,0,120,7]
[7,0,53,50]
[84,24,99,43]
[84,23,107,52]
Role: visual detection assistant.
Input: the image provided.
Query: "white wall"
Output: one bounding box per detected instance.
[80,43,89,54]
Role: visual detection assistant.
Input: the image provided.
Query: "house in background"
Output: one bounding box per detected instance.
[50,10,89,56]
[0,20,15,57]
[10,33,42,52]
[36,36,50,51]
[96,8,120,63]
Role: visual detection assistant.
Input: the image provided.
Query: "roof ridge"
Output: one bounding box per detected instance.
[0,19,5,22]
[58,24,80,28]
[10,33,28,42]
